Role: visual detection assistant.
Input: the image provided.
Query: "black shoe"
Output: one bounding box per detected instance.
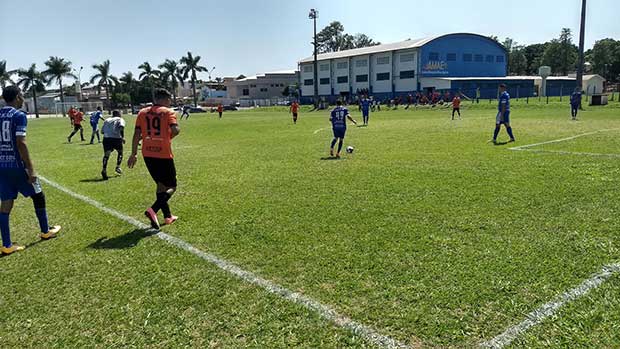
[115,167,122,175]
[101,171,109,180]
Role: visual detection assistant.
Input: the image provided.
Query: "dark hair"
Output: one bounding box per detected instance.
[2,85,21,103]
[154,88,172,101]
[336,100,343,106]
[499,83,507,88]
[97,106,102,111]
[112,110,121,117]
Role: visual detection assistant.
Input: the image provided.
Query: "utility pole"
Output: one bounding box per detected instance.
[309,8,319,108]
[576,0,587,91]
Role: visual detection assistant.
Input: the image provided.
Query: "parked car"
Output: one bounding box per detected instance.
[189,106,206,113]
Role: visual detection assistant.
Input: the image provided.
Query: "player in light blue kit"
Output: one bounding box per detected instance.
[0,86,61,255]
[361,96,371,126]
[329,100,358,158]
[492,84,515,144]
[89,106,105,144]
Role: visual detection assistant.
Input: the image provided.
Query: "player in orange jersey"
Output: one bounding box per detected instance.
[128,88,180,229]
[451,94,461,120]
[67,108,85,142]
[290,100,299,124]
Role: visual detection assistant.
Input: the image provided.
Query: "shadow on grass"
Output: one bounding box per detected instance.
[80,176,119,183]
[88,229,157,250]
[356,125,368,128]
[320,156,341,161]
[493,141,510,146]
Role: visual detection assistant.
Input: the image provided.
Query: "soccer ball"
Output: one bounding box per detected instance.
[346,146,355,154]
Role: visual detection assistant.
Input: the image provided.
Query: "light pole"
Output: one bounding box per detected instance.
[309,8,319,108]
[576,0,587,91]
[73,66,83,101]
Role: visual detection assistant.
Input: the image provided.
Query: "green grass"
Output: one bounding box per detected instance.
[1,102,619,348]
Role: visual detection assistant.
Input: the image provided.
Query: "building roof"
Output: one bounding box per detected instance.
[235,70,298,82]
[298,33,507,64]
[436,76,577,81]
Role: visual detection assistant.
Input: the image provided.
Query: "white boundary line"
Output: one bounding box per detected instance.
[313,127,325,134]
[513,149,620,158]
[509,128,620,151]
[39,176,409,349]
[480,263,620,348]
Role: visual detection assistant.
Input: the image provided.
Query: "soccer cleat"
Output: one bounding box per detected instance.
[335,153,341,159]
[40,225,61,240]
[101,171,109,180]
[144,208,160,229]
[164,215,178,226]
[67,137,71,143]
[115,167,122,175]
[1,244,25,255]
[508,138,516,143]
[330,149,334,157]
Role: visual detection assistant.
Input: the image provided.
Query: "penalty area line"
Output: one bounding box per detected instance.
[509,128,620,151]
[38,176,410,349]
[480,263,620,349]
[313,127,325,134]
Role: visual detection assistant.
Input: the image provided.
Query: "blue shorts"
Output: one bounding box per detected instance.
[91,122,99,131]
[0,168,42,201]
[362,109,369,117]
[496,111,511,124]
[333,127,346,138]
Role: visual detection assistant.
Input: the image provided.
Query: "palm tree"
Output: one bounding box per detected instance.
[0,60,15,88]
[16,64,47,118]
[43,56,75,116]
[90,60,118,113]
[119,71,135,105]
[159,59,181,104]
[180,51,207,107]
[138,62,160,102]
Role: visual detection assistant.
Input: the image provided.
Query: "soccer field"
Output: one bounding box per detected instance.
[1,102,620,348]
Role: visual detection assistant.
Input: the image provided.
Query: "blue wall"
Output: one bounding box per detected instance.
[420,34,507,78]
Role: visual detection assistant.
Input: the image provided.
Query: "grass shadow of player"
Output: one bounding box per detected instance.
[356,125,368,128]
[88,228,157,250]
[80,176,120,183]
[320,156,341,161]
[493,141,510,146]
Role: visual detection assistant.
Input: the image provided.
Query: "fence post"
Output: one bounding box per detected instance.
[546,95,549,104]
[560,85,563,102]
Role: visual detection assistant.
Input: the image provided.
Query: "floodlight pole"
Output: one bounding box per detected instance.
[74,66,83,101]
[309,9,319,108]
[576,0,586,91]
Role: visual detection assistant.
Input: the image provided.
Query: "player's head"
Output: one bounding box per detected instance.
[79,108,84,112]
[97,106,102,111]
[2,85,24,108]
[154,88,172,106]
[112,110,121,118]
[499,83,507,92]
[336,100,343,106]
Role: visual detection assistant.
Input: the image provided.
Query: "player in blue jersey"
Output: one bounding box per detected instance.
[0,86,61,255]
[570,88,582,120]
[360,96,371,126]
[329,100,358,158]
[492,84,515,144]
[89,106,105,144]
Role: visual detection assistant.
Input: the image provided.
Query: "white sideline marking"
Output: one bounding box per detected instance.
[39,176,409,349]
[480,263,620,349]
[514,149,620,158]
[313,127,325,134]
[509,129,620,151]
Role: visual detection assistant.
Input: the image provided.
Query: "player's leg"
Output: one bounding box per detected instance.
[505,122,515,141]
[0,199,21,254]
[115,140,123,174]
[457,108,461,119]
[90,125,96,144]
[336,137,344,158]
[79,125,85,141]
[101,139,111,179]
[330,136,337,157]
[18,171,60,239]
[452,108,455,120]
[156,160,177,225]
[68,126,78,142]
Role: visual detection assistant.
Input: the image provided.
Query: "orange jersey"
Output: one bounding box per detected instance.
[290,102,299,113]
[217,105,223,113]
[136,105,178,159]
[452,97,461,108]
[71,112,84,125]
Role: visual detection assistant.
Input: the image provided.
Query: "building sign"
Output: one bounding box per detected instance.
[421,61,449,76]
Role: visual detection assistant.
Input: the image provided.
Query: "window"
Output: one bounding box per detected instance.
[250,84,256,88]
[356,74,368,82]
[242,89,249,96]
[376,56,390,65]
[463,53,472,62]
[337,76,348,84]
[446,53,457,61]
[428,52,439,61]
[486,55,494,63]
[376,72,390,81]
[320,78,330,85]
[320,64,329,71]
[474,54,483,62]
[400,53,415,63]
[496,55,505,63]
[336,62,348,70]
[260,88,268,92]
[399,70,415,79]
[303,65,313,73]
[304,79,313,86]
[355,59,368,67]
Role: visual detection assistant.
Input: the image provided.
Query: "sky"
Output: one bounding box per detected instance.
[1,0,618,87]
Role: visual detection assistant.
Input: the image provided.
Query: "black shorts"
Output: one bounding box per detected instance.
[73,124,83,131]
[292,112,298,118]
[144,157,177,188]
[103,138,123,153]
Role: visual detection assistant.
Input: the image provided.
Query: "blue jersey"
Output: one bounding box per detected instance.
[330,106,349,128]
[361,99,371,111]
[498,91,510,112]
[90,111,102,124]
[0,107,27,169]
[570,92,581,106]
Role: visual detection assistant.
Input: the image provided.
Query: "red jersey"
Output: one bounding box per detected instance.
[452,97,461,108]
[136,105,178,159]
[71,112,84,125]
[290,102,299,113]
[217,105,223,113]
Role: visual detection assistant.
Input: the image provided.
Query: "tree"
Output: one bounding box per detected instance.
[159,59,181,104]
[138,61,160,102]
[180,51,207,107]
[90,60,118,113]
[523,43,549,75]
[316,21,379,53]
[589,38,620,82]
[0,60,15,88]
[119,71,136,105]
[43,56,75,116]
[16,64,47,118]
[508,46,528,75]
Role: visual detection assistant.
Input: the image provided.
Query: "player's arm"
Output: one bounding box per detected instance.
[127,126,142,169]
[500,101,506,117]
[169,112,180,139]
[346,111,357,125]
[16,137,36,183]
[120,126,125,143]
